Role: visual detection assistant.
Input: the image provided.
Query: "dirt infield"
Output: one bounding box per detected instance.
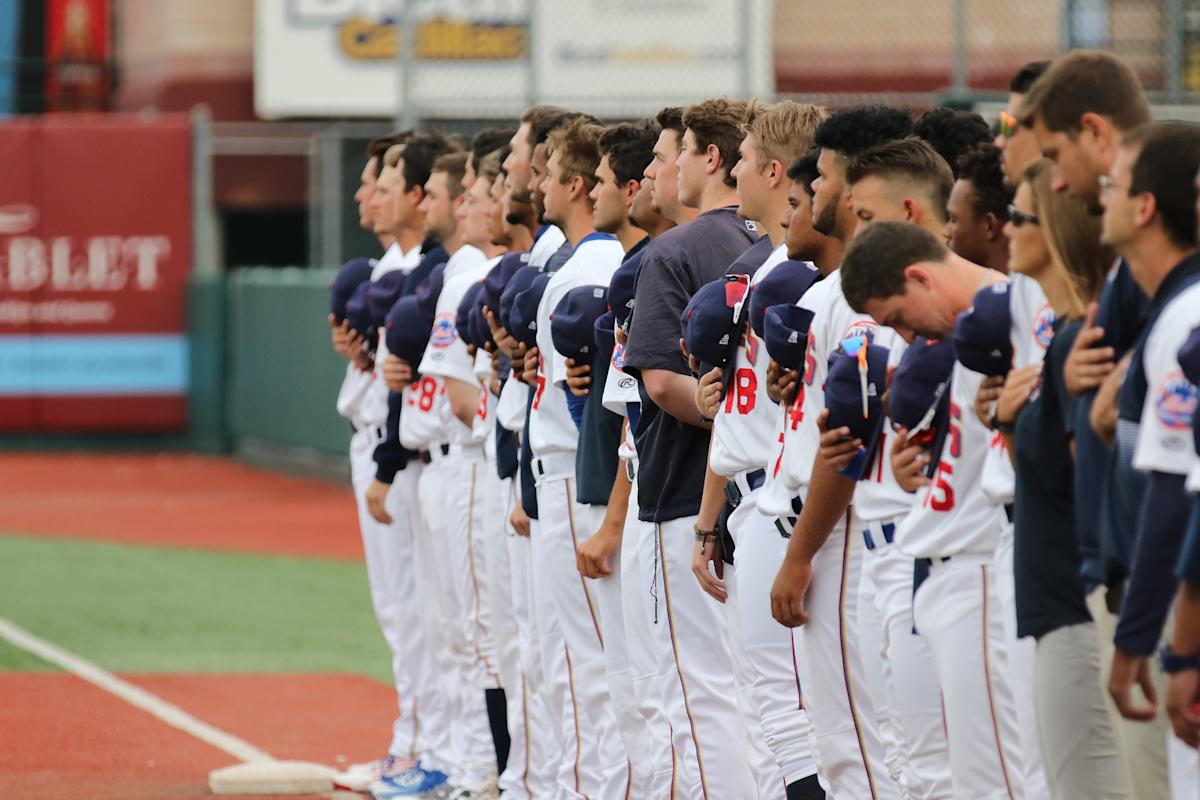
[0,672,397,800]
[0,453,363,561]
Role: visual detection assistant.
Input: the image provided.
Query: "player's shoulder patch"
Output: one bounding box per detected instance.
[842,319,878,343]
[1155,370,1199,431]
[611,343,626,370]
[1032,303,1055,350]
[431,310,457,348]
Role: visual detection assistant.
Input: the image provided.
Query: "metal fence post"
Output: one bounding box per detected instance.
[396,0,419,130]
[1167,0,1185,103]
[191,105,217,275]
[951,0,969,98]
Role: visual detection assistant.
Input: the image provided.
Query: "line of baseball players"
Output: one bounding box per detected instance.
[325,48,1200,800]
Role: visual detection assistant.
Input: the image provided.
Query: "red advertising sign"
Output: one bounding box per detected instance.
[0,115,192,431]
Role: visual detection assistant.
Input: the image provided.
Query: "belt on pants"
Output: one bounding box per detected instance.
[723,469,800,539]
[862,521,896,551]
[912,555,953,599]
[532,451,576,480]
[420,442,451,464]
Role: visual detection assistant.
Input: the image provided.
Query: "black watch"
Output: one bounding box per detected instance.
[989,411,1015,434]
[1158,643,1200,674]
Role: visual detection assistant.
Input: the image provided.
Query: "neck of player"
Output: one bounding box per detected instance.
[562,205,600,248]
[1124,234,1200,298]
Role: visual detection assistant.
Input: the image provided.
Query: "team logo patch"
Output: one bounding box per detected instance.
[1032,304,1055,350]
[611,343,626,369]
[1155,370,1199,430]
[745,334,759,366]
[842,321,877,343]
[430,311,457,348]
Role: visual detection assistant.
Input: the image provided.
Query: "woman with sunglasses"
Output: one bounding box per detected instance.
[992,158,1128,799]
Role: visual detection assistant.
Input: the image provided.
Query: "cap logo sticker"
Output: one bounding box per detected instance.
[1155,370,1199,430]
[430,311,457,348]
[1033,304,1055,350]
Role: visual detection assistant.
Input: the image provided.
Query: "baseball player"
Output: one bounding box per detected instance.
[527,118,629,798]
[622,99,762,799]
[687,100,827,800]
[840,221,1027,799]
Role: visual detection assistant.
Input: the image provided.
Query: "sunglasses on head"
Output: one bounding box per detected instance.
[1007,204,1040,227]
[998,111,1018,139]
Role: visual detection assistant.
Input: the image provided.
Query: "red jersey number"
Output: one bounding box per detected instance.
[723,368,758,415]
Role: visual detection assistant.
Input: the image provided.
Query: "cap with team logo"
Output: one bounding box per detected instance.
[608,256,639,328]
[954,282,1013,377]
[366,269,408,327]
[825,336,890,478]
[551,284,609,364]
[384,293,433,364]
[889,336,956,475]
[455,282,485,348]
[345,282,376,346]
[509,272,552,348]
[499,265,541,334]
[330,258,374,323]
[762,303,816,371]
[680,274,750,371]
[749,261,822,340]
[482,252,529,317]
[594,310,617,359]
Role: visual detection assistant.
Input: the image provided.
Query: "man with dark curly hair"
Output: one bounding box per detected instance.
[913,108,994,179]
[944,143,1013,273]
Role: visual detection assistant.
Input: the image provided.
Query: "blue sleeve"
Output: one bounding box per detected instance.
[1114,471,1191,655]
[564,385,586,431]
[373,390,414,483]
[1177,500,1200,585]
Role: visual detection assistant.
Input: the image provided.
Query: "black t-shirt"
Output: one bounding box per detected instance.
[623,206,758,522]
[1014,318,1092,639]
[575,350,624,504]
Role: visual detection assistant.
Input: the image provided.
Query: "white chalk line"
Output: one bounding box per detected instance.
[0,617,276,765]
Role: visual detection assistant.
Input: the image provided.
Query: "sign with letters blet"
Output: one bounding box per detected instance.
[0,115,192,431]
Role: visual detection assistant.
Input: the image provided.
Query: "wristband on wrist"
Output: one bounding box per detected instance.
[1159,643,1200,674]
[990,410,1015,433]
[693,525,719,545]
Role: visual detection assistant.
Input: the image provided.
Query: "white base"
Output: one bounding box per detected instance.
[208,761,336,795]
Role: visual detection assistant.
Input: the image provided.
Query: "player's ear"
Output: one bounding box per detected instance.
[706,143,722,175]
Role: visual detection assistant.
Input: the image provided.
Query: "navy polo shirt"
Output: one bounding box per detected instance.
[1014,318,1092,639]
[623,206,758,523]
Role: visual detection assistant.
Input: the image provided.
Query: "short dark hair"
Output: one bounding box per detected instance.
[913,108,993,179]
[533,111,599,148]
[655,106,685,138]
[471,126,517,174]
[1020,50,1151,134]
[682,98,752,188]
[956,143,1013,221]
[846,137,955,218]
[521,105,572,149]
[1124,122,1200,249]
[400,131,462,194]
[841,222,950,312]
[367,130,412,177]
[787,148,820,198]
[431,151,470,199]
[1009,60,1049,94]
[813,105,914,160]
[599,120,660,186]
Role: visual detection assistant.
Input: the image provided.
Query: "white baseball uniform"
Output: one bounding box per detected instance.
[975,273,1052,799]
[529,233,629,800]
[771,269,900,800]
[1134,281,1200,476]
[710,247,818,793]
[339,244,430,765]
[899,349,1027,800]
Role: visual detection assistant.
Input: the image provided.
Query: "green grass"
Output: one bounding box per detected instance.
[0,533,392,683]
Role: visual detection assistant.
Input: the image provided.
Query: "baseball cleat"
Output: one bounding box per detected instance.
[369,762,449,798]
[333,755,416,792]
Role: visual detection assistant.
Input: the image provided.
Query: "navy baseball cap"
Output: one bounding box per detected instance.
[889,337,956,474]
[414,262,446,319]
[456,282,484,347]
[954,282,1013,377]
[825,337,890,478]
[608,256,639,328]
[594,310,617,359]
[551,284,608,364]
[500,265,541,333]
[749,261,822,340]
[468,301,492,350]
[330,258,374,323]
[384,293,433,364]
[366,269,408,327]
[681,275,750,371]
[510,272,551,348]
[345,282,375,345]
[483,252,529,316]
[763,303,816,371]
